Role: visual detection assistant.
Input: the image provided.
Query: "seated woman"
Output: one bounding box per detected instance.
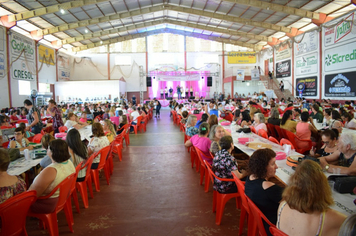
[207,114,218,128]
[277,160,346,236]
[180,111,189,126]
[87,123,110,169]
[39,134,55,168]
[102,108,110,120]
[64,113,88,130]
[209,124,225,156]
[185,123,212,164]
[117,114,128,134]
[330,110,344,133]
[185,115,199,137]
[233,110,241,124]
[338,214,356,235]
[240,110,252,127]
[79,112,87,123]
[29,139,76,213]
[280,110,297,133]
[101,119,117,143]
[267,108,281,126]
[310,129,339,157]
[9,110,18,123]
[296,111,318,141]
[8,127,34,151]
[195,113,209,129]
[342,112,356,130]
[245,148,283,233]
[212,136,245,193]
[0,149,27,204]
[310,104,323,123]
[253,113,267,133]
[66,129,87,182]
[319,133,356,175]
[18,122,34,139]
[0,115,12,129]
[323,108,332,126]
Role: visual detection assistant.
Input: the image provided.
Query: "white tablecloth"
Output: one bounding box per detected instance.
[8,152,43,176]
[78,125,93,141]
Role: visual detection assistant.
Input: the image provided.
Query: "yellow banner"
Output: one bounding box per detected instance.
[38,44,55,65]
[227,52,256,64]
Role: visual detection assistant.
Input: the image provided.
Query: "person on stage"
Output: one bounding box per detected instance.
[169,87,173,98]
[190,86,193,97]
[164,87,168,99]
[185,87,189,98]
[160,88,164,99]
[177,85,181,100]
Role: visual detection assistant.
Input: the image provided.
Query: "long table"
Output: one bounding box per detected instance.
[224,125,356,216]
[78,125,93,141]
[8,149,45,176]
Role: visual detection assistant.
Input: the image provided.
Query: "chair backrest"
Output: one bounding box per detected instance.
[97,145,111,170]
[268,136,280,145]
[258,129,268,139]
[249,126,257,134]
[82,153,97,181]
[231,172,249,214]
[274,125,284,140]
[266,123,277,139]
[194,146,213,166]
[282,129,298,150]
[204,160,235,183]
[280,138,295,150]
[269,226,289,236]
[58,126,68,133]
[246,196,274,236]
[0,190,37,236]
[32,133,43,143]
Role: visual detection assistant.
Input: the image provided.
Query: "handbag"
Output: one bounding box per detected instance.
[328,175,356,194]
[236,128,251,133]
[193,110,200,114]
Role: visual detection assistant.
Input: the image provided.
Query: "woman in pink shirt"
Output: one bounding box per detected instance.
[184,122,212,164]
[296,111,318,140]
[253,113,267,133]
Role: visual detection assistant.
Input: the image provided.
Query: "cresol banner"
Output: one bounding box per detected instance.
[295,53,318,76]
[276,59,291,78]
[294,30,318,56]
[324,71,356,97]
[324,12,355,47]
[9,32,36,80]
[324,41,356,72]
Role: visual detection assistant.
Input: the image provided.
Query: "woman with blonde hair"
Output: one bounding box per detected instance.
[109,106,116,118]
[101,119,117,143]
[207,114,218,128]
[277,160,346,236]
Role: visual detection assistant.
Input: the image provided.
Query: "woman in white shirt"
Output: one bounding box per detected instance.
[64,113,88,130]
[87,123,110,169]
[342,112,356,130]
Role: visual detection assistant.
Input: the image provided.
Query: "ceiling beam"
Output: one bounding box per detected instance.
[2,0,110,23]
[55,17,272,45]
[70,28,263,52]
[220,0,319,20]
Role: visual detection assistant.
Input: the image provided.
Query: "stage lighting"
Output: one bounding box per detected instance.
[153,76,156,79]
[201,76,204,79]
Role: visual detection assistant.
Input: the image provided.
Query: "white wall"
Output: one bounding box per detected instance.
[70,54,107,80]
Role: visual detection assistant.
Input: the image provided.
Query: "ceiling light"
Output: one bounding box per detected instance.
[100,41,103,44]
[85,29,88,33]
[60,9,65,14]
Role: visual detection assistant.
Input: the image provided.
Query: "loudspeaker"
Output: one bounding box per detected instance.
[146,77,152,87]
[166,97,172,101]
[190,96,195,99]
[207,77,212,87]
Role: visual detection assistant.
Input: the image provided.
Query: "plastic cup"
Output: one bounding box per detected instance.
[328,181,335,191]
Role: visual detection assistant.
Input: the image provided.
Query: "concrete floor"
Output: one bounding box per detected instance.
[26,110,242,236]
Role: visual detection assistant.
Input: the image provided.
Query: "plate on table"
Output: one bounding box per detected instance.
[247,142,272,150]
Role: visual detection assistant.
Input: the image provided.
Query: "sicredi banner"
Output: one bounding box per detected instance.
[324,71,356,97]
[324,12,355,47]
[294,31,318,56]
[324,41,356,72]
[10,32,35,60]
[276,59,291,78]
[295,53,318,76]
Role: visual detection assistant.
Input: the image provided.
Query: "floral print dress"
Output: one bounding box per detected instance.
[212,149,238,193]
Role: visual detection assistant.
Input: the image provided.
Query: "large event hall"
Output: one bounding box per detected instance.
[0,0,356,235]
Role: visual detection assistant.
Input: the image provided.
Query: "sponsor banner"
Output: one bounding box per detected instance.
[324,71,356,97]
[0,27,5,52]
[0,53,5,78]
[9,32,35,60]
[236,69,245,80]
[294,30,318,56]
[275,44,291,61]
[227,52,256,64]
[251,67,260,80]
[324,12,355,47]
[296,76,318,97]
[276,59,291,78]
[58,53,71,81]
[295,53,318,76]
[324,41,356,72]
[38,44,55,65]
[11,58,36,81]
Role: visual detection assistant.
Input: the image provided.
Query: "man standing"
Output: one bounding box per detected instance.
[164,87,168,99]
[23,99,43,134]
[190,86,193,97]
[47,99,64,134]
[169,87,173,98]
[177,85,181,100]
[160,88,164,99]
[268,71,273,89]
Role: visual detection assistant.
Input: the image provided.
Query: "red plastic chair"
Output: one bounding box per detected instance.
[70,163,82,214]
[266,123,278,139]
[258,129,268,139]
[58,126,68,133]
[2,141,9,148]
[250,126,257,134]
[76,153,96,208]
[27,173,77,236]
[0,190,37,236]
[232,173,256,236]
[284,129,312,154]
[246,196,275,236]
[204,160,241,225]
[274,125,285,141]
[184,133,191,153]
[90,145,111,192]
[111,133,124,161]
[280,138,295,150]
[190,145,199,172]
[140,116,148,132]
[32,133,43,143]
[268,136,280,145]
[194,147,213,192]
[131,116,143,134]
[16,119,28,124]
[270,226,289,236]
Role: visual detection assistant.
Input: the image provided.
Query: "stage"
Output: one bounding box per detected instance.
[144,99,188,107]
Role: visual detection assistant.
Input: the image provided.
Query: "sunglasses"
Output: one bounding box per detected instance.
[14,132,23,135]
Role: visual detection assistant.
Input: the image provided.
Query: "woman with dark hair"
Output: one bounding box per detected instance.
[310,129,339,158]
[195,113,209,129]
[240,110,252,127]
[155,100,161,118]
[87,123,110,169]
[66,129,88,182]
[207,114,218,128]
[280,110,297,133]
[185,122,212,164]
[29,139,76,213]
[296,111,318,141]
[245,148,283,234]
[277,160,346,236]
[323,108,332,126]
[331,110,343,133]
[310,104,323,123]
[233,109,241,124]
[8,127,33,150]
[39,134,55,168]
[342,112,356,130]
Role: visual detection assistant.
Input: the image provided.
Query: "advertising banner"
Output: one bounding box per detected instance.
[227,52,256,64]
[236,69,245,80]
[58,53,71,81]
[324,12,355,47]
[294,30,318,56]
[38,44,55,65]
[0,27,5,78]
[275,44,291,61]
[295,53,318,76]
[296,76,318,97]
[251,67,260,80]
[324,41,356,72]
[9,32,36,81]
[324,71,356,97]
[276,59,291,78]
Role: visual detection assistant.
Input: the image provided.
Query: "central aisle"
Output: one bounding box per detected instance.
[27,110,241,236]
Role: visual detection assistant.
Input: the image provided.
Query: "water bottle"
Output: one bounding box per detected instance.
[24,149,30,160]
